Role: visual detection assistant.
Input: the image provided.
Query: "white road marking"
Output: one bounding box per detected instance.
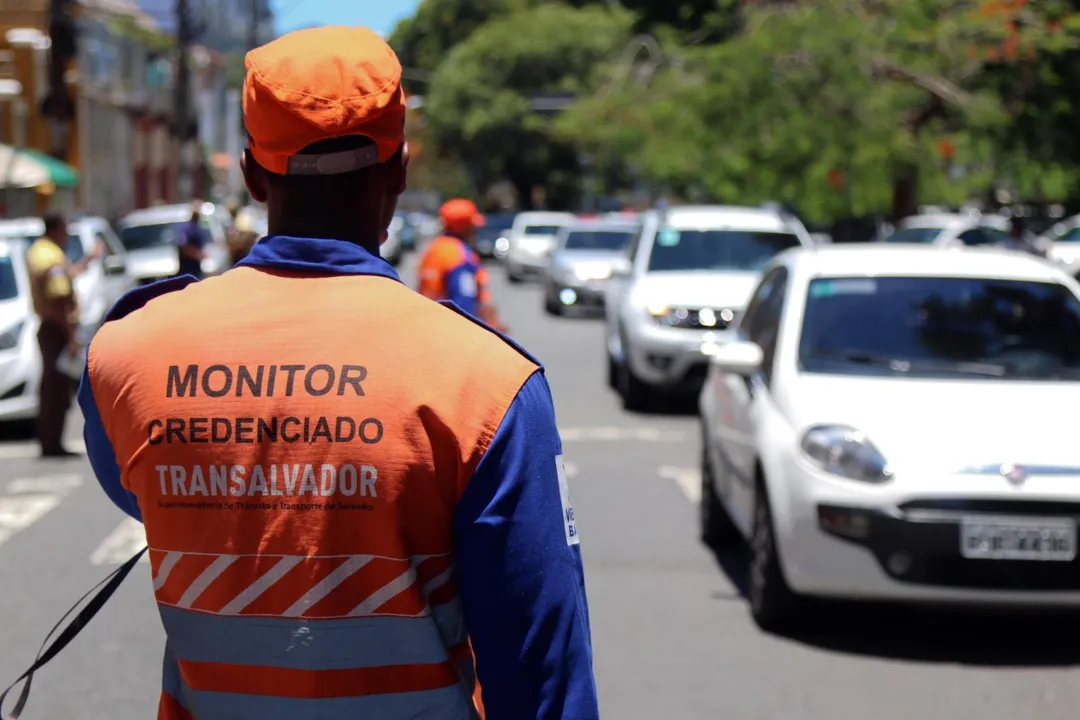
[0,439,86,460]
[90,517,149,566]
[559,427,686,443]
[659,465,701,504]
[0,474,84,548]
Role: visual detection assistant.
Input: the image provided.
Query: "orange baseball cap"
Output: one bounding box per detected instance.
[440,199,485,234]
[243,25,407,176]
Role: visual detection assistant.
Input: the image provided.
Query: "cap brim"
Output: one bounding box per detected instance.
[473,214,486,228]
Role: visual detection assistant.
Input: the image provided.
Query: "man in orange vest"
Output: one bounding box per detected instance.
[77,25,598,720]
[419,199,508,332]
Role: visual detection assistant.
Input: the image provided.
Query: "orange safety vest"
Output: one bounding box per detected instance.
[84,237,539,719]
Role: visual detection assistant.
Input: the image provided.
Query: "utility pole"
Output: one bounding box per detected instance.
[247,0,260,51]
[173,0,193,202]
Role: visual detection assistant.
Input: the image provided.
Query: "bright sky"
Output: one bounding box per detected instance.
[271,0,421,37]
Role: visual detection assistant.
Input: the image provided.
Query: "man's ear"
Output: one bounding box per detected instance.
[241,150,269,203]
[390,142,409,196]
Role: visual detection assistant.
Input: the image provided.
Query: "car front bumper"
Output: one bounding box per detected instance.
[0,342,40,422]
[775,458,1080,605]
[546,278,609,311]
[624,322,734,390]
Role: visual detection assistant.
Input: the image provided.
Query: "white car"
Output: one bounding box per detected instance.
[504,211,576,282]
[383,215,406,266]
[605,205,813,410]
[116,203,230,285]
[1038,215,1080,279]
[883,212,1010,247]
[699,244,1080,633]
[0,239,41,422]
[0,215,135,332]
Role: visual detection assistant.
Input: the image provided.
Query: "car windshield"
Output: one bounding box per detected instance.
[564,230,634,252]
[477,215,515,240]
[119,222,184,250]
[799,276,1080,380]
[0,254,17,301]
[647,229,800,272]
[524,225,563,236]
[1054,226,1080,243]
[883,227,943,244]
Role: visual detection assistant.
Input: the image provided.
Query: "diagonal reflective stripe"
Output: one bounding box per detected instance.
[178,555,238,608]
[350,567,417,617]
[219,555,305,615]
[284,555,374,618]
[423,566,454,596]
[153,552,183,591]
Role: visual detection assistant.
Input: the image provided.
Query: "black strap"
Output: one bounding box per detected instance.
[0,546,148,720]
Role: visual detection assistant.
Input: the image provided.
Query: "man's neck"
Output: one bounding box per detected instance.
[268,219,381,256]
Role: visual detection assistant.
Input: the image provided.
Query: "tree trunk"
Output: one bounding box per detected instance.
[891,164,919,222]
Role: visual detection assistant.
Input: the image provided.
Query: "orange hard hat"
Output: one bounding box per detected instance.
[439,199,485,235]
[243,25,407,176]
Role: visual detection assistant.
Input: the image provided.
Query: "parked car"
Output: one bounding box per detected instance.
[476,212,516,259]
[0,215,134,332]
[882,212,1010,247]
[700,244,1080,633]
[504,211,576,283]
[384,215,405,266]
[605,205,812,410]
[0,239,40,423]
[116,203,230,285]
[1038,214,1080,279]
[543,219,638,316]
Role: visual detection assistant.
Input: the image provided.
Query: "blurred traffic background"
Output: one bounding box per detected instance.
[4,1,1080,719]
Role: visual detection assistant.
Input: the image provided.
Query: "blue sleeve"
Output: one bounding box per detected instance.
[444,263,478,317]
[453,370,599,720]
[77,353,142,522]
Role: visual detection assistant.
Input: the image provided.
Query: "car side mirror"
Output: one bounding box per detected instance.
[705,340,763,376]
[102,255,126,276]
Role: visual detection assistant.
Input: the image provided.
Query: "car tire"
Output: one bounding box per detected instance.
[700,443,739,549]
[617,360,651,412]
[544,293,563,316]
[606,353,618,390]
[507,266,524,284]
[749,479,804,634]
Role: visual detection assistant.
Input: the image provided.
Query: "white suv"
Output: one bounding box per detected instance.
[605,205,813,410]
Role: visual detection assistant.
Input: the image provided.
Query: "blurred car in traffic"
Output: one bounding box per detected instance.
[700,244,1080,632]
[0,239,40,422]
[543,219,638,316]
[605,205,812,410]
[0,215,134,332]
[476,212,516,259]
[882,212,1010,247]
[116,203,230,285]
[1038,214,1080,279]
[384,215,406,266]
[504,211,576,282]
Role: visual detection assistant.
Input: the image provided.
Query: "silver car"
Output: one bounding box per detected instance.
[605,205,813,410]
[116,203,230,285]
[543,220,638,316]
[504,211,576,283]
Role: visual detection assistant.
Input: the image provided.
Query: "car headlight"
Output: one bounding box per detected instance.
[0,321,24,351]
[575,266,611,282]
[799,425,893,483]
[645,300,670,317]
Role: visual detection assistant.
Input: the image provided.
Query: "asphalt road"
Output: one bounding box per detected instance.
[1,248,1079,719]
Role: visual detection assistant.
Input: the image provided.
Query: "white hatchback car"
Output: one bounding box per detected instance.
[700,244,1080,632]
[605,205,813,410]
[116,203,230,285]
[504,211,576,282]
[0,239,41,422]
[883,212,1011,247]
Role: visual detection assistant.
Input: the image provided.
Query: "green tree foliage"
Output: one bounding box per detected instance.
[563,0,1080,221]
[423,3,633,208]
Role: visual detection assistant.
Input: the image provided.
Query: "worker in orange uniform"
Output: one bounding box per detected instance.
[76,25,597,720]
[419,199,508,332]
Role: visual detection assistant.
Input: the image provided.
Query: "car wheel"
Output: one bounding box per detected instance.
[507,266,524,284]
[617,360,651,412]
[544,293,563,316]
[749,479,804,633]
[700,443,739,549]
[606,353,618,390]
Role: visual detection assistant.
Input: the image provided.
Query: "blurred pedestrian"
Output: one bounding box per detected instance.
[175,199,210,279]
[27,212,101,457]
[78,25,596,720]
[1004,215,1048,258]
[226,205,259,266]
[418,198,509,332]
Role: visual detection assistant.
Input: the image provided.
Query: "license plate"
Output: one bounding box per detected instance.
[960,516,1076,561]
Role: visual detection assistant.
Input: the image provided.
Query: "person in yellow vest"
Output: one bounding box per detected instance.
[27,212,103,457]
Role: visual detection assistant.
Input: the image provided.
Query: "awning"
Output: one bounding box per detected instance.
[0,145,80,190]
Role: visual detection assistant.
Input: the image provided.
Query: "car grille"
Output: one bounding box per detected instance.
[654,307,739,330]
